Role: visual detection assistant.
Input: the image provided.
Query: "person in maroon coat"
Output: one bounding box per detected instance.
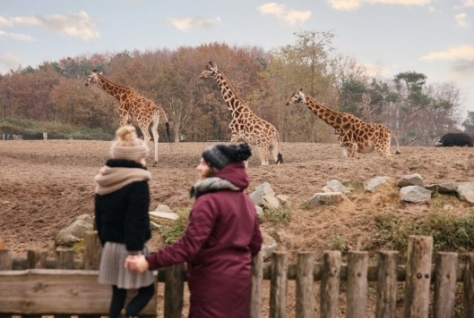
[125,142,263,317]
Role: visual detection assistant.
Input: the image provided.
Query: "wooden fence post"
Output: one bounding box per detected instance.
[27,250,47,269]
[375,251,398,318]
[320,251,341,318]
[56,248,75,269]
[270,252,288,318]
[346,251,368,318]
[295,251,315,318]
[250,252,264,318]
[0,249,12,270]
[403,235,433,318]
[164,263,185,318]
[84,231,101,270]
[433,252,457,318]
[463,253,474,317]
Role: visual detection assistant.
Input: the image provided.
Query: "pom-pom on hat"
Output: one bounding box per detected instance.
[110,125,149,162]
[202,143,252,169]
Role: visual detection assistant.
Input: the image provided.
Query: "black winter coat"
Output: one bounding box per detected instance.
[94,159,151,252]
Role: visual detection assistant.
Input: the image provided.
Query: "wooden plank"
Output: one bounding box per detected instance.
[463,253,474,317]
[27,250,47,269]
[403,235,433,318]
[83,231,101,270]
[0,249,12,270]
[0,269,156,316]
[320,251,341,318]
[375,251,398,318]
[269,252,288,318]
[56,249,75,270]
[295,251,314,318]
[346,251,368,318]
[433,252,457,318]
[250,252,264,318]
[164,264,184,318]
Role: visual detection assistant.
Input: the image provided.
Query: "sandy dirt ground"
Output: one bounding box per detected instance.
[1,140,474,316]
[2,139,474,257]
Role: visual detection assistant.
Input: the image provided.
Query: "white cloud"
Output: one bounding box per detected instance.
[455,13,468,28]
[420,45,474,61]
[462,0,474,7]
[328,0,431,11]
[168,16,221,31]
[0,16,12,27]
[0,30,35,41]
[258,3,311,25]
[9,11,99,41]
[0,53,25,73]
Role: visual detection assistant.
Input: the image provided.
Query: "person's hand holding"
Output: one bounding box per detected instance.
[124,254,149,273]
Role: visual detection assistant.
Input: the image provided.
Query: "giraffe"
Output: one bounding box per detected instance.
[285,89,400,158]
[200,61,283,166]
[84,69,170,166]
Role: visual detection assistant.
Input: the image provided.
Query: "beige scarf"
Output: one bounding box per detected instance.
[94,166,152,195]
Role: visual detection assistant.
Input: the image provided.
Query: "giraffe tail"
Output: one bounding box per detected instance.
[276,153,283,164]
[393,133,401,155]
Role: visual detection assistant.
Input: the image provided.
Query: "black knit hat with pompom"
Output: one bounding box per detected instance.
[202,143,252,169]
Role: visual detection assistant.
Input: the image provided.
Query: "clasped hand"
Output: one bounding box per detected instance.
[124,254,149,273]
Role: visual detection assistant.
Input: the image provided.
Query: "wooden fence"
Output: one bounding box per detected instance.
[1,233,474,317]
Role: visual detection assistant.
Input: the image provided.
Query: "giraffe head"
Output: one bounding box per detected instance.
[285,89,306,105]
[84,69,101,86]
[199,61,219,79]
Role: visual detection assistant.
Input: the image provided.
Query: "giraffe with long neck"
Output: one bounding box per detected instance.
[286,89,400,158]
[85,69,170,166]
[200,61,283,166]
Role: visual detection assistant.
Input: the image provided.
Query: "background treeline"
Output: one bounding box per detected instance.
[1,30,472,145]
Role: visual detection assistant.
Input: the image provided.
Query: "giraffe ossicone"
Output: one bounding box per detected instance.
[200,61,283,166]
[85,69,171,166]
[286,89,400,158]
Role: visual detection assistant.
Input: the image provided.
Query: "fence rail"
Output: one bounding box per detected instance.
[1,233,473,317]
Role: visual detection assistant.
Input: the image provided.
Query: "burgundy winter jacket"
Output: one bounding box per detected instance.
[146,161,263,317]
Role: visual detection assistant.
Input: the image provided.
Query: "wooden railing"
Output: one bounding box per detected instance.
[1,233,473,317]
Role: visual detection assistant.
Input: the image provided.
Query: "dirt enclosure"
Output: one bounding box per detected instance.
[2,139,474,259]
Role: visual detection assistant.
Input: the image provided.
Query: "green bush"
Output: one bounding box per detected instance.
[262,205,292,225]
[0,117,114,140]
[160,209,190,244]
[367,209,474,256]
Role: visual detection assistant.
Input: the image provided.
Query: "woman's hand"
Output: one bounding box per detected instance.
[124,254,149,273]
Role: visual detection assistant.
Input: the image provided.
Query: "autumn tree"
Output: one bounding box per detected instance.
[268,30,339,142]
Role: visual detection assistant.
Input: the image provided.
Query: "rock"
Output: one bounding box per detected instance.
[323,179,350,194]
[55,214,94,247]
[250,182,280,209]
[149,211,179,226]
[364,176,391,192]
[397,173,424,187]
[399,186,432,203]
[260,230,278,261]
[155,204,173,212]
[456,182,474,204]
[307,192,343,208]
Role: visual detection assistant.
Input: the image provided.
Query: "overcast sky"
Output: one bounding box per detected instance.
[1,0,473,118]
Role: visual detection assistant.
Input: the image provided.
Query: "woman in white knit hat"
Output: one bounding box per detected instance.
[94,125,155,318]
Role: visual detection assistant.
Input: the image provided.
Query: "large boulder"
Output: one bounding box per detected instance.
[55,214,94,247]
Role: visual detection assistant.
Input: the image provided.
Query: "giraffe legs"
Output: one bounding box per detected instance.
[149,116,160,166]
[257,143,270,166]
[339,135,359,159]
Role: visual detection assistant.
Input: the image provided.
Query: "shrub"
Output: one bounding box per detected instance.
[159,209,190,244]
[262,205,292,225]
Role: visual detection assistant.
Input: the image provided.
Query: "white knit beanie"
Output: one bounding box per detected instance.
[110,125,149,162]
